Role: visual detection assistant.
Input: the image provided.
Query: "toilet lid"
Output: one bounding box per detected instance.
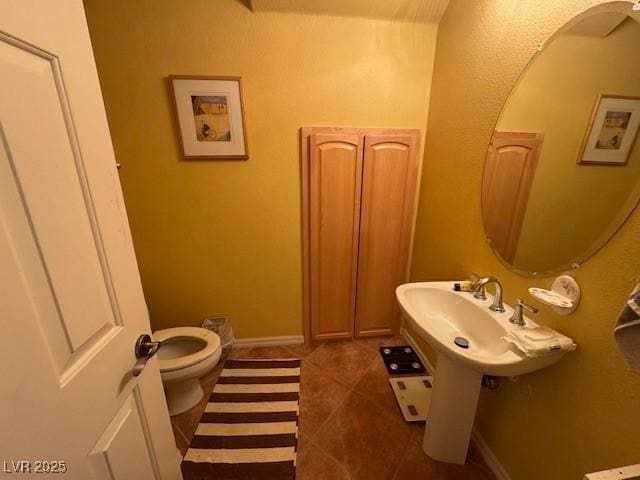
[153,327,221,372]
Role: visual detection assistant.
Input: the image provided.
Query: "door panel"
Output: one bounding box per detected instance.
[0,2,181,479]
[0,32,120,368]
[482,131,542,263]
[88,391,158,479]
[355,135,419,337]
[309,133,363,340]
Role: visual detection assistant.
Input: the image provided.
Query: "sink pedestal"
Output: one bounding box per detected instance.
[423,353,482,464]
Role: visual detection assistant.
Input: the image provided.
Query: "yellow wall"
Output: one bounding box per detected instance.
[497,19,640,273]
[410,1,640,478]
[83,0,437,337]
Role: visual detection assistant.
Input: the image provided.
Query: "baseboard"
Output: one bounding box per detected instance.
[233,335,304,348]
[400,327,511,480]
[470,429,511,480]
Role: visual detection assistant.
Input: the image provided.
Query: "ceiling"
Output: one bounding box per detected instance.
[243,0,450,23]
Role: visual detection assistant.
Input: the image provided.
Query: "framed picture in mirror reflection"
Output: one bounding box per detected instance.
[578,94,640,166]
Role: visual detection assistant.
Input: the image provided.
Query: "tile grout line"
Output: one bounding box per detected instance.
[171,420,190,446]
[301,348,405,479]
[299,343,377,478]
[357,339,425,478]
[301,374,357,477]
[303,437,353,479]
[303,342,373,388]
[390,427,417,480]
[282,341,356,475]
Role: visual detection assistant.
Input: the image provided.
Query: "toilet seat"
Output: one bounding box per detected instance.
[153,327,221,373]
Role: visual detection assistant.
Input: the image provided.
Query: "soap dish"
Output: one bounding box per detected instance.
[528,275,580,315]
[528,288,573,308]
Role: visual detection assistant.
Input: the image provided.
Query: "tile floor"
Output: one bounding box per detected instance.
[170,337,495,479]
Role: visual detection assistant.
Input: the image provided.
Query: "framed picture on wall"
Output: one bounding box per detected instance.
[169,75,249,159]
[577,94,640,166]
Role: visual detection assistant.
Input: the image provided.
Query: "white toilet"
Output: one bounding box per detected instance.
[153,327,222,416]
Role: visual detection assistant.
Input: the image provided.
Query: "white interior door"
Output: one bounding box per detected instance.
[0,1,182,479]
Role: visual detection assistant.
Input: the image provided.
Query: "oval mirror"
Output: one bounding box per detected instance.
[482,6,640,277]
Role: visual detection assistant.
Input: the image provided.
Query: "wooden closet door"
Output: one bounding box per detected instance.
[355,134,419,337]
[309,133,364,341]
[482,131,542,263]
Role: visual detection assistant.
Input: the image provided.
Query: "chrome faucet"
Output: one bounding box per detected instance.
[472,276,505,313]
[509,299,538,326]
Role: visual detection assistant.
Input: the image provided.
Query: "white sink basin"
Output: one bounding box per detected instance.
[396,281,565,376]
[396,281,571,464]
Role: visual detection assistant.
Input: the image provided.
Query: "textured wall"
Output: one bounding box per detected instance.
[498,19,640,273]
[83,0,437,337]
[410,1,640,478]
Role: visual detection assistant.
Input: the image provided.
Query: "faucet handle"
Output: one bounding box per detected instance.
[510,298,538,326]
[515,298,538,314]
[472,279,487,300]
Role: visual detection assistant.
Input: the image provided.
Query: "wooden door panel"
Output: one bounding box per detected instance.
[482,132,542,263]
[355,134,419,337]
[309,133,363,340]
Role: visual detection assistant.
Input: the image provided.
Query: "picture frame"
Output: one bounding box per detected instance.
[577,94,640,166]
[169,75,249,159]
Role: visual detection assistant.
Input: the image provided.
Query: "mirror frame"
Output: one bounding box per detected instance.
[481,1,640,278]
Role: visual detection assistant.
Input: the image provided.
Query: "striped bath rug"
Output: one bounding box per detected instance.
[181,359,300,480]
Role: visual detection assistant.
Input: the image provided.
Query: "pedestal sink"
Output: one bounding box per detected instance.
[396,281,570,464]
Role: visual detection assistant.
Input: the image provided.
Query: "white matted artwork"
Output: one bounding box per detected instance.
[169,75,248,159]
[578,94,640,166]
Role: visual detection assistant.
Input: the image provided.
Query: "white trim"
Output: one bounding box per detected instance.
[471,430,511,480]
[233,335,304,348]
[400,327,511,480]
[584,463,640,479]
